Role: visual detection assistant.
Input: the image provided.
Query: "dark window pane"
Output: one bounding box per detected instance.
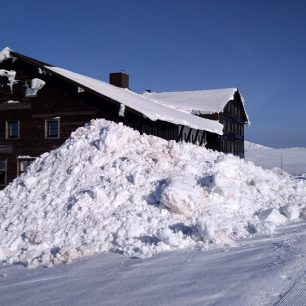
[47,120,59,137]
[0,160,6,185]
[7,121,19,138]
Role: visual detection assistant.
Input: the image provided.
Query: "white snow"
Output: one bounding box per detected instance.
[245,140,271,149]
[38,68,49,75]
[0,119,305,268]
[143,88,249,120]
[44,66,223,134]
[142,88,237,115]
[2,222,306,305]
[6,100,20,104]
[0,69,17,92]
[245,141,306,175]
[0,47,11,63]
[25,78,46,96]
[77,86,84,93]
[118,103,125,117]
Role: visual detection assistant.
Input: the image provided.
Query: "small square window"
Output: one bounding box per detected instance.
[17,158,36,175]
[45,118,60,138]
[6,120,20,139]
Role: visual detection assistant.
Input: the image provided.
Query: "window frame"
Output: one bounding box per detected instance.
[0,159,7,187]
[45,118,60,139]
[5,120,20,139]
[17,157,36,176]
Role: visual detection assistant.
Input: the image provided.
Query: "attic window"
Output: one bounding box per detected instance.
[45,118,60,139]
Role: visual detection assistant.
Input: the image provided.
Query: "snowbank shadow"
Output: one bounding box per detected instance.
[169,223,195,236]
[197,175,214,188]
[146,179,167,206]
[139,235,160,246]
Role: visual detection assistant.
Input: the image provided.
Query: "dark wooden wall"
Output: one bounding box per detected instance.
[201,92,246,158]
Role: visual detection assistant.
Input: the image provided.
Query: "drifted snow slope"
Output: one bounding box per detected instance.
[0,119,306,267]
[245,141,306,175]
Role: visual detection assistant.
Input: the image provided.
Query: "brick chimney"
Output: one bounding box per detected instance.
[109,70,129,88]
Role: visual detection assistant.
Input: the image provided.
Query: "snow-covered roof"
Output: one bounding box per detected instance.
[143,89,250,124]
[3,46,253,134]
[44,66,223,134]
[143,88,237,115]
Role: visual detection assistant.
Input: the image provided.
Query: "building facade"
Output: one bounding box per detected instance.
[0,48,249,188]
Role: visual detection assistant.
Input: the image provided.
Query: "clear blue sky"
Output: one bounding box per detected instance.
[1,0,306,148]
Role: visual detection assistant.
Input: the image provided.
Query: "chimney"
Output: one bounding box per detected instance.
[109,70,129,88]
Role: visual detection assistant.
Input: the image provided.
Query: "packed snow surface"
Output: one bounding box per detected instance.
[3,222,306,306]
[0,119,306,268]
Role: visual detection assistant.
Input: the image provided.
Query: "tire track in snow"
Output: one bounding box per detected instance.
[241,223,306,306]
[274,270,306,305]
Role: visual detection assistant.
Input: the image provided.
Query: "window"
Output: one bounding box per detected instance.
[0,160,6,186]
[6,120,20,139]
[45,118,60,138]
[17,158,36,175]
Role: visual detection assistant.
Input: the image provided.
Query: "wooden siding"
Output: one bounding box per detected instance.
[200,91,246,158]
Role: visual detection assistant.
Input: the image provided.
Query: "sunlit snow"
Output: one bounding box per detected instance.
[0,119,305,268]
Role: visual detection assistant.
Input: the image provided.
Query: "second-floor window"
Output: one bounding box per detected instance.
[6,120,20,139]
[45,118,60,139]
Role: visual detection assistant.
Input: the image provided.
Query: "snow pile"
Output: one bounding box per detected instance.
[0,119,306,268]
[25,78,46,96]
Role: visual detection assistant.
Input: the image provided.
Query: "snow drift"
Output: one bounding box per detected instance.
[0,119,306,267]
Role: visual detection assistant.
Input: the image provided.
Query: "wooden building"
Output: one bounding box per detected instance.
[143,89,249,156]
[0,47,249,188]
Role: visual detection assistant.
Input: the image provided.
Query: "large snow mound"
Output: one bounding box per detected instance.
[0,119,306,268]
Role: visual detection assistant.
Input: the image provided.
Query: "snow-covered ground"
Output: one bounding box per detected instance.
[245,141,306,175]
[1,121,306,305]
[1,221,306,306]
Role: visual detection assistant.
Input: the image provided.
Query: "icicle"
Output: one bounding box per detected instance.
[119,104,125,117]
